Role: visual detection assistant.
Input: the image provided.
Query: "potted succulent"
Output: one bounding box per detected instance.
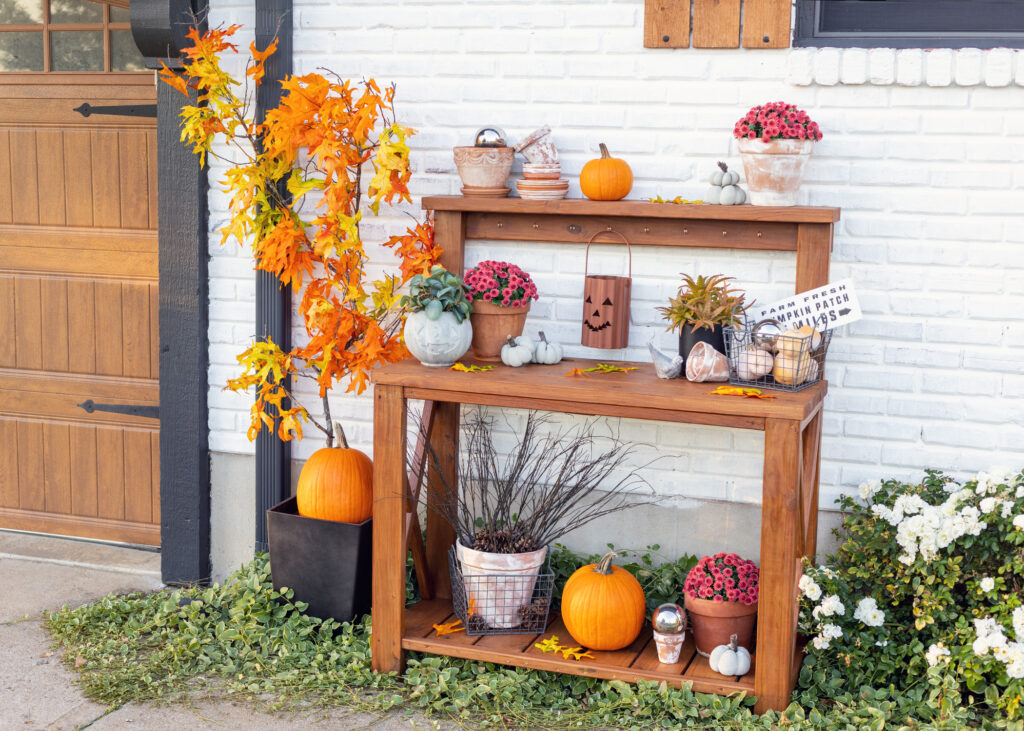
[422,410,652,630]
[464,260,539,360]
[401,265,474,367]
[657,274,747,366]
[734,101,823,206]
[683,552,759,656]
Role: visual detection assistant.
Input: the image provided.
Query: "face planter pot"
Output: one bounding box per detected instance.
[580,231,631,350]
[404,310,473,367]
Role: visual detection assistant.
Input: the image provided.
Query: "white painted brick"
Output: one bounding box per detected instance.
[954,49,984,86]
[787,48,814,86]
[840,48,868,85]
[1016,51,1024,86]
[926,49,954,87]
[985,49,1014,87]
[921,371,1002,396]
[868,49,895,85]
[844,417,919,441]
[814,48,841,86]
[884,345,962,369]
[895,49,923,86]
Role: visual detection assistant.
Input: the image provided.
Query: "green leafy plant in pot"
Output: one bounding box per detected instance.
[657,274,747,367]
[420,409,654,631]
[401,265,474,367]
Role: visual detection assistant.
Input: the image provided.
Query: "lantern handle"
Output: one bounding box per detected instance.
[584,229,632,278]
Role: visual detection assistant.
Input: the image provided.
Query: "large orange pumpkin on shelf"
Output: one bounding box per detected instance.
[561,551,646,651]
[296,422,373,524]
[580,143,633,201]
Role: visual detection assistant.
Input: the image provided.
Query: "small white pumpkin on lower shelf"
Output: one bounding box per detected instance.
[708,634,751,676]
[533,331,563,364]
[500,335,534,367]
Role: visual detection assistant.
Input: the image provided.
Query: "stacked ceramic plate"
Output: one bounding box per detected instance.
[516,163,569,200]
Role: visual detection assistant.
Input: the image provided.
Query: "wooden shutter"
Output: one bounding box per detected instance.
[644,0,792,49]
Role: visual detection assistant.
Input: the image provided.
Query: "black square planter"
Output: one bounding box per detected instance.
[266,496,372,624]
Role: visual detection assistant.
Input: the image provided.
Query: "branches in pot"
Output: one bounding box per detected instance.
[418,409,656,554]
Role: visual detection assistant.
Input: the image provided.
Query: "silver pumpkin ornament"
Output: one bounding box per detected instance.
[651,602,687,664]
[474,127,507,147]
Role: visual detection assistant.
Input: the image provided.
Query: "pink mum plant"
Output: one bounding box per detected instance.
[734,102,822,143]
[684,552,759,605]
[463,260,539,307]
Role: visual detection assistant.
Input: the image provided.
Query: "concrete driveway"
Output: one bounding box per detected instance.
[0,531,444,731]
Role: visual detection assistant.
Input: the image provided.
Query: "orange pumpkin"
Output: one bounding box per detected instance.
[296,422,373,523]
[580,143,633,201]
[561,551,646,651]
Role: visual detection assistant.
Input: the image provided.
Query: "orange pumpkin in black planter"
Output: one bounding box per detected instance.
[296,421,372,524]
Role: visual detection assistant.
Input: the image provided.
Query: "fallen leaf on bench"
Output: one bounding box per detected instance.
[450,362,494,373]
[432,619,465,636]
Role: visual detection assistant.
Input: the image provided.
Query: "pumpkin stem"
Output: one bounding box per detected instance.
[538,331,548,344]
[594,551,617,575]
[599,142,611,159]
[729,633,738,652]
[717,161,728,173]
[506,335,517,347]
[332,420,349,449]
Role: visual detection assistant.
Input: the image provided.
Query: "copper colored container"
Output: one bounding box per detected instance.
[580,230,631,350]
[684,594,757,656]
[469,300,530,360]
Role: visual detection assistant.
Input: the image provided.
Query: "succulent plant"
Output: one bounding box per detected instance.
[657,274,748,332]
[400,265,473,323]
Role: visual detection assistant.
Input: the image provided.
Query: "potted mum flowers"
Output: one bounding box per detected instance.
[734,101,823,206]
[464,260,539,359]
[683,552,759,656]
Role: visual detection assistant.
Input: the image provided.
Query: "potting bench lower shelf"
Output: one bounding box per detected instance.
[403,598,785,697]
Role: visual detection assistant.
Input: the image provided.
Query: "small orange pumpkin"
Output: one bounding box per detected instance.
[580,143,633,201]
[296,421,373,523]
[561,551,646,651]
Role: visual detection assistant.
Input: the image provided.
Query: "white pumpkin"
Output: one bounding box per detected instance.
[735,346,773,380]
[500,335,533,367]
[709,634,751,677]
[705,185,722,204]
[719,185,745,206]
[533,331,563,364]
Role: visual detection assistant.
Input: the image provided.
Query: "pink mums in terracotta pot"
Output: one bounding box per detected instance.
[464,260,539,307]
[684,552,760,605]
[734,102,822,143]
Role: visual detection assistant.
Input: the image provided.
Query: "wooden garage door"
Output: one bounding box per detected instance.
[0,0,160,545]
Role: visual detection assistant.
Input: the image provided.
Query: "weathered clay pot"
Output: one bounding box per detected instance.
[684,594,758,656]
[468,300,530,361]
[737,137,814,207]
[454,146,514,189]
[456,541,548,628]
[514,126,559,164]
[404,310,472,367]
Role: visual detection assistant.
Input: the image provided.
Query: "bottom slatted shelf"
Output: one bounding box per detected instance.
[402,599,756,696]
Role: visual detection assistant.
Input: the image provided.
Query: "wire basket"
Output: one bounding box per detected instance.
[448,546,554,635]
[724,318,832,392]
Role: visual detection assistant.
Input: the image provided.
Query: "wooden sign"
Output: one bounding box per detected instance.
[749,279,862,331]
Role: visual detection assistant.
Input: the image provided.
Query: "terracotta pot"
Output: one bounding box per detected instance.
[453,146,514,189]
[684,594,758,656]
[456,541,548,629]
[469,300,530,360]
[737,137,814,207]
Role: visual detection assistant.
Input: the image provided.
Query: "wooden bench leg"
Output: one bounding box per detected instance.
[372,384,407,674]
[755,418,802,714]
[425,401,459,599]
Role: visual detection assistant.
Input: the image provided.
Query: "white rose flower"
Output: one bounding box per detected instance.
[925,643,950,667]
[1016,485,1024,499]
[812,635,830,650]
[799,574,821,601]
[820,623,843,640]
[973,637,990,656]
[1009,662,1024,679]
[858,479,882,501]
[979,577,995,593]
[854,597,885,627]
[1013,514,1024,530]
[1013,607,1024,639]
[818,595,845,617]
[980,497,997,514]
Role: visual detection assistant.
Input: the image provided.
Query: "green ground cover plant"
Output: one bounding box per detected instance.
[47,470,1024,728]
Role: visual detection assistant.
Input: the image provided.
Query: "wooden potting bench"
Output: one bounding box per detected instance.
[370,197,840,713]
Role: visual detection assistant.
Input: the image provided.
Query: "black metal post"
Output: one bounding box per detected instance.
[254,0,293,553]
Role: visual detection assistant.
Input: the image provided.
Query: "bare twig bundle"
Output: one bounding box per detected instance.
[414,409,656,553]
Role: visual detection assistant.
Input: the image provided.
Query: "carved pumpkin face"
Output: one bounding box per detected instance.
[583,294,614,333]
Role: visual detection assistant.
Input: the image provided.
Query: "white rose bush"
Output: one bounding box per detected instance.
[796,469,1024,722]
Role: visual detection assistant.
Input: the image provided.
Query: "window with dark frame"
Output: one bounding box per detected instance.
[794,0,1024,49]
[0,0,147,72]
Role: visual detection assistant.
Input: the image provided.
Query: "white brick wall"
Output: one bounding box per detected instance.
[206,0,1024,511]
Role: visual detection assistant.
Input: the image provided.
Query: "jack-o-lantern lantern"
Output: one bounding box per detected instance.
[580,231,631,349]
